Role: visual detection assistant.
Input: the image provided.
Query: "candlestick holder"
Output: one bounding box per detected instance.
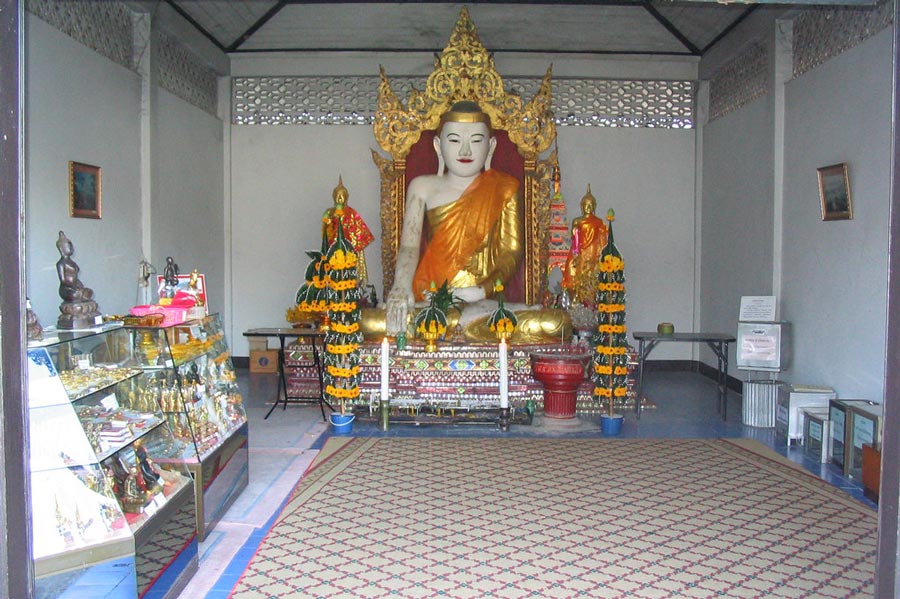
[379,398,391,431]
[498,407,510,432]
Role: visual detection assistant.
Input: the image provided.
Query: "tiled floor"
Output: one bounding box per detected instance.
[175,368,876,599]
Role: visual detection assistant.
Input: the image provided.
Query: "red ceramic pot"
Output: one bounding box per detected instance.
[530,352,590,419]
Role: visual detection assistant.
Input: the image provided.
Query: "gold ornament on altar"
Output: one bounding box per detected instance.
[372,7,557,305]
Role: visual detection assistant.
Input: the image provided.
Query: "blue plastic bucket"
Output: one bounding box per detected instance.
[600,414,624,436]
[329,413,355,434]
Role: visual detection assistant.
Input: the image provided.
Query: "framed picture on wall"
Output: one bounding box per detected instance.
[69,161,102,219]
[817,163,853,221]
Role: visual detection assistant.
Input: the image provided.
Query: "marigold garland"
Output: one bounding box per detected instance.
[326,364,361,378]
[598,303,626,313]
[416,320,447,336]
[330,321,360,334]
[324,385,360,399]
[330,301,358,312]
[489,318,516,334]
[328,249,358,270]
[326,342,360,355]
[598,324,627,334]
[329,279,358,292]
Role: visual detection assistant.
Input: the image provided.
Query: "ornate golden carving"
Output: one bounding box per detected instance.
[372,7,557,304]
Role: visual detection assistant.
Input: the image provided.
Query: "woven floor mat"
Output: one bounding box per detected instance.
[231,437,876,599]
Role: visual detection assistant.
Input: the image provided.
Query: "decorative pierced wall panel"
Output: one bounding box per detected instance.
[547,78,695,128]
[26,0,134,71]
[708,42,769,123]
[233,76,695,128]
[153,32,219,116]
[793,2,892,79]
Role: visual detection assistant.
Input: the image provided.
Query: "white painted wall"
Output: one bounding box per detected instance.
[700,97,775,373]
[24,14,227,331]
[780,30,891,400]
[25,15,143,322]
[230,125,383,355]
[558,127,697,360]
[228,117,697,356]
[700,24,891,402]
[226,52,700,355]
[152,87,226,313]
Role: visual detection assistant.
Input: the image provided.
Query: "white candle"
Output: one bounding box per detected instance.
[380,337,390,403]
[499,339,509,408]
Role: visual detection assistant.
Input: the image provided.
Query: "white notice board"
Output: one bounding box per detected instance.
[739,296,776,322]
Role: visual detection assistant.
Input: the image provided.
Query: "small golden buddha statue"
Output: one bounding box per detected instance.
[562,185,609,305]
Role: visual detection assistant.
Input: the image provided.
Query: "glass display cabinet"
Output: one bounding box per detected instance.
[27,324,198,599]
[127,313,249,541]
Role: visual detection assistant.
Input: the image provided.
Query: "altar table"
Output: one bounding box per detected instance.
[632,332,735,420]
[243,327,332,420]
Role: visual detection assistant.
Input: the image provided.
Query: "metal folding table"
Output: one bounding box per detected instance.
[243,327,332,420]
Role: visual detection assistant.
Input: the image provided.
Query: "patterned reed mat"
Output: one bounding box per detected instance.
[230,438,876,599]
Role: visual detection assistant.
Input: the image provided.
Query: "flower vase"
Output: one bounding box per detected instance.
[423,330,440,352]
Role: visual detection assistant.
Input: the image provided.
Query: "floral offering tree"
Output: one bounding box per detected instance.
[322,215,363,414]
[289,227,329,326]
[413,281,458,352]
[487,280,518,341]
[591,209,627,432]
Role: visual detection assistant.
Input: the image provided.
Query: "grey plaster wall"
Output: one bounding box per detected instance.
[151,87,225,315]
[227,116,697,356]
[700,24,891,402]
[25,14,142,322]
[700,96,775,373]
[781,29,891,400]
[24,14,226,329]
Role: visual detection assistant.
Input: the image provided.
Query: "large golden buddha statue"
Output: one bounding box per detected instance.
[366,7,571,343]
[385,101,523,330]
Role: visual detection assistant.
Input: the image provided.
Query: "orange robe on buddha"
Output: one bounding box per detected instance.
[412,169,523,301]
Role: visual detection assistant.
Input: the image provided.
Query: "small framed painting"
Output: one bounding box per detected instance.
[817,163,852,221]
[69,161,102,219]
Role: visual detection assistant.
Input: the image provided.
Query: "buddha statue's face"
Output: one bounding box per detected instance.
[581,195,596,216]
[435,121,496,178]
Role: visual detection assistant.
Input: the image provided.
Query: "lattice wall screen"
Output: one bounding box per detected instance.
[793,1,892,78]
[708,42,770,123]
[153,32,219,116]
[27,0,134,71]
[232,76,696,128]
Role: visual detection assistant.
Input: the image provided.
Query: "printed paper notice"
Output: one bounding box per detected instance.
[740,334,777,361]
[739,296,776,322]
